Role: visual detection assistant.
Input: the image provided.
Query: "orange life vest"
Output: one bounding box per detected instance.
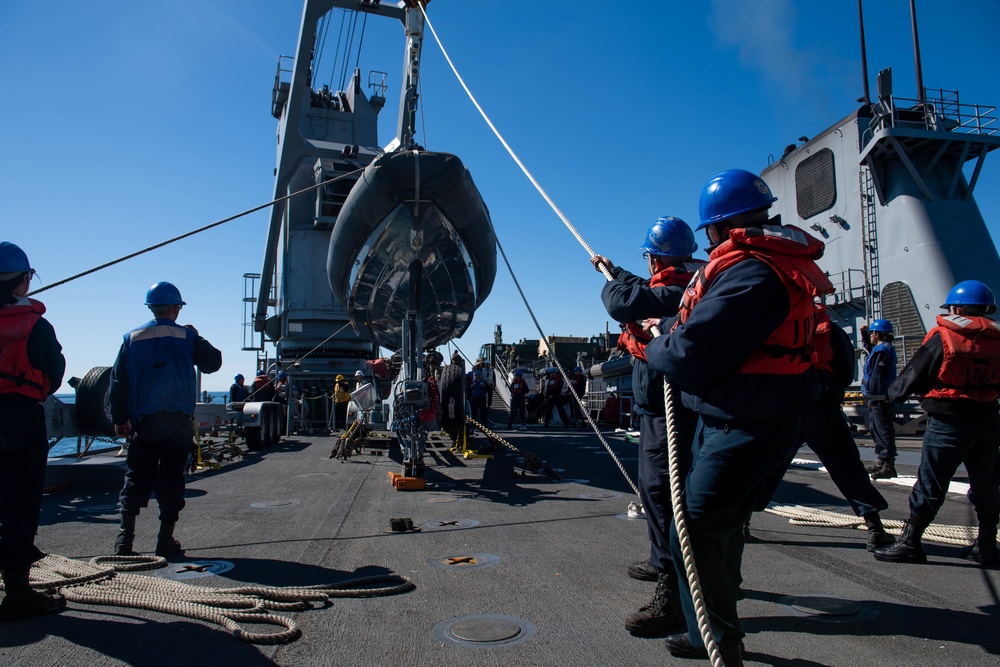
[923,314,1000,403]
[812,309,834,374]
[675,225,833,375]
[616,262,702,362]
[0,298,50,401]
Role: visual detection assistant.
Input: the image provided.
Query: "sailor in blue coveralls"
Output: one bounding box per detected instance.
[591,216,702,637]
[874,281,1000,567]
[0,242,67,621]
[110,281,222,558]
[861,319,898,479]
[645,170,833,665]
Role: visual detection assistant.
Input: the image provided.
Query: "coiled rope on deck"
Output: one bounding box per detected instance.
[19,554,414,645]
[764,504,985,545]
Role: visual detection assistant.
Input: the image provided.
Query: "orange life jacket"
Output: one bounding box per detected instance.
[0,298,50,401]
[616,262,702,362]
[675,225,833,375]
[812,309,834,374]
[923,314,1000,403]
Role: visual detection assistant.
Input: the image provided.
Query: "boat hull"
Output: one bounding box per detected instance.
[327,150,496,351]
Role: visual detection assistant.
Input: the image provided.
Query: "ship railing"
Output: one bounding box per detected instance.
[866,89,997,141]
[825,268,867,308]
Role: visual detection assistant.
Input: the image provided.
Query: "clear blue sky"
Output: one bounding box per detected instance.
[2,1,998,391]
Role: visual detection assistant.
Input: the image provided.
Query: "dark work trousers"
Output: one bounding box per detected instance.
[508,395,526,427]
[639,408,695,572]
[799,400,888,517]
[0,400,48,570]
[909,412,1000,527]
[544,396,569,426]
[868,400,896,462]
[470,396,489,428]
[670,413,801,649]
[334,401,349,430]
[119,413,194,523]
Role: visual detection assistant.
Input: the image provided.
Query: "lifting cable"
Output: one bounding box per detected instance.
[28,167,365,298]
[419,7,721,665]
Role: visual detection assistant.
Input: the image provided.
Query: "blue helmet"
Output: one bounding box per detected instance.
[0,242,32,276]
[145,281,185,307]
[869,319,894,334]
[573,366,583,372]
[941,280,996,309]
[257,370,267,376]
[697,169,777,230]
[474,370,483,377]
[639,216,697,257]
[514,369,523,376]
[235,374,244,381]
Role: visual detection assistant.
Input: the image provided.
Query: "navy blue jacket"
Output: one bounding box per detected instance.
[110,319,222,425]
[861,341,897,398]
[601,265,685,415]
[644,258,820,422]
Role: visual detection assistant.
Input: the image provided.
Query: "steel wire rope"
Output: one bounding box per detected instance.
[327,9,348,91]
[353,11,369,72]
[420,7,719,663]
[314,13,330,87]
[339,11,361,92]
[494,234,639,496]
[27,167,365,297]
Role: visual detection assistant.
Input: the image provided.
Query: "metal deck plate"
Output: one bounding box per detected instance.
[432,614,536,648]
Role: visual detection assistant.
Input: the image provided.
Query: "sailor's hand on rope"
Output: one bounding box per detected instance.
[114,421,132,438]
[590,255,612,273]
[640,318,661,336]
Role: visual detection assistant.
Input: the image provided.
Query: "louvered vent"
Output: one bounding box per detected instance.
[795,148,837,219]
[881,281,926,370]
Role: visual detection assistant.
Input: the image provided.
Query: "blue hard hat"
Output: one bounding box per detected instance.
[639,216,697,257]
[941,280,996,308]
[144,281,185,307]
[573,366,583,372]
[697,169,777,230]
[235,374,244,381]
[0,242,33,276]
[869,319,894,334]
[277,371,287,379]
[514,369,523,376]
[474,370,483,376]
[256,370,267,376]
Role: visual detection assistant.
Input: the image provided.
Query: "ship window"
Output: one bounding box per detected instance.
[795,148,837,219]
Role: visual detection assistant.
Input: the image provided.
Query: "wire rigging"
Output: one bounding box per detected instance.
[28,168,365,297]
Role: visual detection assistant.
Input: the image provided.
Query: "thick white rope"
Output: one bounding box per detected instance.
[14,554,414,645]
[765,503,992,545]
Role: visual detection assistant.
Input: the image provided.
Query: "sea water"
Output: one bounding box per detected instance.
[47,391,231,457]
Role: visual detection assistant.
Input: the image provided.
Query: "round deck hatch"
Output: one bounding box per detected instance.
[432,614,535,648]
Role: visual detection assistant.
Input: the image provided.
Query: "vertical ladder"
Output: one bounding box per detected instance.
[859,166,881,320]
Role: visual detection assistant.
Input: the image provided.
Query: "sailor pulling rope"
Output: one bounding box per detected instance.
[418,6,722,665]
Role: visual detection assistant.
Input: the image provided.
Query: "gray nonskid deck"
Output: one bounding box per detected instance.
[4,428,998,666]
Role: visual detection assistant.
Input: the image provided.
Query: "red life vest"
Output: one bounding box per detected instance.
[675,225,834,375]
[923,314,1000,403]
[0,298,51,401]
[616,262,703,362]
[510,377,528,395]
[812,309,834,374]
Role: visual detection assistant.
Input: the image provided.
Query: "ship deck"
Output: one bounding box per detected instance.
[5,423,999,667]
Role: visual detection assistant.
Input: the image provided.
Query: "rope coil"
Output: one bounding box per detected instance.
[16,554,414,645]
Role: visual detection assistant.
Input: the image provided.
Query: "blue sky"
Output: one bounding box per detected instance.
[2,0,998,391]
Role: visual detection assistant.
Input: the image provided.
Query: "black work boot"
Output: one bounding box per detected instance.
[0,566,66,622]
[665,633,745,666]
[870,459,897,480]
[960,522,999,567]
[863,512,895,552]
[115,513,139,556]
[873,517,927,563]
[626,559,660,582]
[625,569,686,636]
[155,521,183,558]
